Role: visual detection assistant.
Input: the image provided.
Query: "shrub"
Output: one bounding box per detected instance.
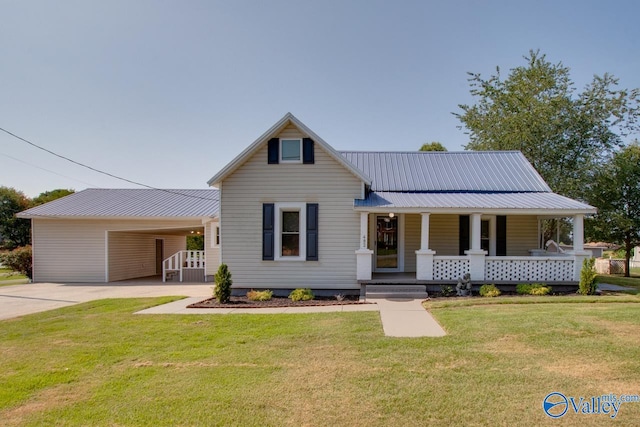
[517,283,552,295]
[479,284,501,297]
[246,289,273,301]
[0,246,32,279]
[578,257,598,295]
[529,284,552,296]
[289,288,314,302]
[214,263,232,303]
[440,284,454,297]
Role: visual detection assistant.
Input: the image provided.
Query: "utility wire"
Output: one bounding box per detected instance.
[0,126,218,202]
[1,151,100,188]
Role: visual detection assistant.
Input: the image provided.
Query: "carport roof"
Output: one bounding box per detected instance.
[18,188,219,219]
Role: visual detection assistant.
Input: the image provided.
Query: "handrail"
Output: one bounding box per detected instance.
[162,250,205,282]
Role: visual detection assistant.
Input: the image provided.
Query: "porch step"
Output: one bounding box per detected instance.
[365,284,428,299]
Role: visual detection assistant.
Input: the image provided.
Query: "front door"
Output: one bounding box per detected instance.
[155,239,164,275]
[375,215,399,270]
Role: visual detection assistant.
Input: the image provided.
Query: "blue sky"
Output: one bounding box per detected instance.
[2,0,639,197]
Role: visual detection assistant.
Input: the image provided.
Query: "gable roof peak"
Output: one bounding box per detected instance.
[207,113,371,187]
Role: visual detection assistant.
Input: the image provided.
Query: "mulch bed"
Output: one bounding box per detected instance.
[187,295,370,309]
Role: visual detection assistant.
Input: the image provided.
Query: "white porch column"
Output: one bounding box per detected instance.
[572,214,590,281]
[573,214,584,253]
[416,212,436,280]
[465,212,486,281]
[356,212,373,280]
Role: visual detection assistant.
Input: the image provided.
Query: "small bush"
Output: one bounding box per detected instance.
[289,288,314,302]
[440,285,454,297]
[578,257,598,295]
[530,284,552,296]
[517,283,551,295]
[0,246,32,279]
[479,284,501,297]
[214,263,232,303]
[246,289,273,301]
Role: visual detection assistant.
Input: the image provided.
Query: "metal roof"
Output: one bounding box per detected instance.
[355,191,596,213]
[340,151,551,192]
[18,189,219,219]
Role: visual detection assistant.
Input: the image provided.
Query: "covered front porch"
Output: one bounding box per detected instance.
[355,210,592,285]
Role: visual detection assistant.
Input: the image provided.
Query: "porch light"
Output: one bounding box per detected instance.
[389,212,395,218]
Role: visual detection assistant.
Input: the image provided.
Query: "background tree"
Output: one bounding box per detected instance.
[0,187,31,249]
[419,141,447,151]
[586,142,640,277]
[455,50,639,199]
[31,189,74,206]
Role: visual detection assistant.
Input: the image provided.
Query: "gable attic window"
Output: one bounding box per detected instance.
[281,139,302,163]
[268,138,314,164]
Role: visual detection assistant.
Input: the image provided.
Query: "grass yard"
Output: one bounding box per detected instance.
[597,274,640,293]
[1,295,640,426]
[0,268,28,286]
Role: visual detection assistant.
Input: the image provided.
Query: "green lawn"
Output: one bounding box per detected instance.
[0,268,28,286]
[1,296,640,426]
[597,274,640,292]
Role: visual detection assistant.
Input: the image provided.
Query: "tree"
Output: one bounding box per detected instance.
[455,50,640,199]
[31,189,74,206]
[586,142,640,277]
[0,187,31,250]
[419,141,447,151]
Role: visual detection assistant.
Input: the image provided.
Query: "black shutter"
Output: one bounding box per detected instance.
[268,138,279,164]
[302,138,314,164]
[496,216,507,256]
[459,215,470,255]
[263,204,275,260]
[306,203,318,261]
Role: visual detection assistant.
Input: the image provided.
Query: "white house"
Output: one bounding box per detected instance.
[19,113,596,294]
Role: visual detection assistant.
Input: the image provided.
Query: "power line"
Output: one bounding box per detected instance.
[0,126,218,202]
[0,151,100,188]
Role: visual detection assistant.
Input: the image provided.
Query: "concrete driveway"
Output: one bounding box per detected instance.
[0,281,212,321]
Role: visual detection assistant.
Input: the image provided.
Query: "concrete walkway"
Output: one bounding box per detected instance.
[0,282,446,337]
[598,283,637,292]
[138,296,446,337]
[367,297,447,337]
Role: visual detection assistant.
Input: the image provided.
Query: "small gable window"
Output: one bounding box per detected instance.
[280,139,302,162]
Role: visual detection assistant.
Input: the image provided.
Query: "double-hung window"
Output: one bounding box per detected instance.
[280,139,302,163]
[263,202,318,261]
[281,210,300,256]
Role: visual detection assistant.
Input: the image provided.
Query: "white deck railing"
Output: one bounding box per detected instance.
[433,256,470,281]
[162,250,205,282]
[485,256,574,282]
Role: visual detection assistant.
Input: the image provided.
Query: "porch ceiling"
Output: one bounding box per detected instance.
[354,191,596,215]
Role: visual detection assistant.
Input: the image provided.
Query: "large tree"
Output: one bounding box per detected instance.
[455,50,639,199]
[0,187,31,249]
[31,189,74,206]
[586,143,640,277]
[419,141,447,151]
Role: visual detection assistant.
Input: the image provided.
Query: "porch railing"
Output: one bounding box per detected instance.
[433,256,470,281]
[485,256,574,282]
[162,250,205,282]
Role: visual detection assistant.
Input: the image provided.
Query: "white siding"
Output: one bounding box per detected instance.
[507,215,538,256]
[108,233,184,282]
[32,219,199,282]
[220,129,363,289]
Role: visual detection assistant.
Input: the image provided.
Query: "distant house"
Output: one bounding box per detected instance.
[19,113,596,293]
